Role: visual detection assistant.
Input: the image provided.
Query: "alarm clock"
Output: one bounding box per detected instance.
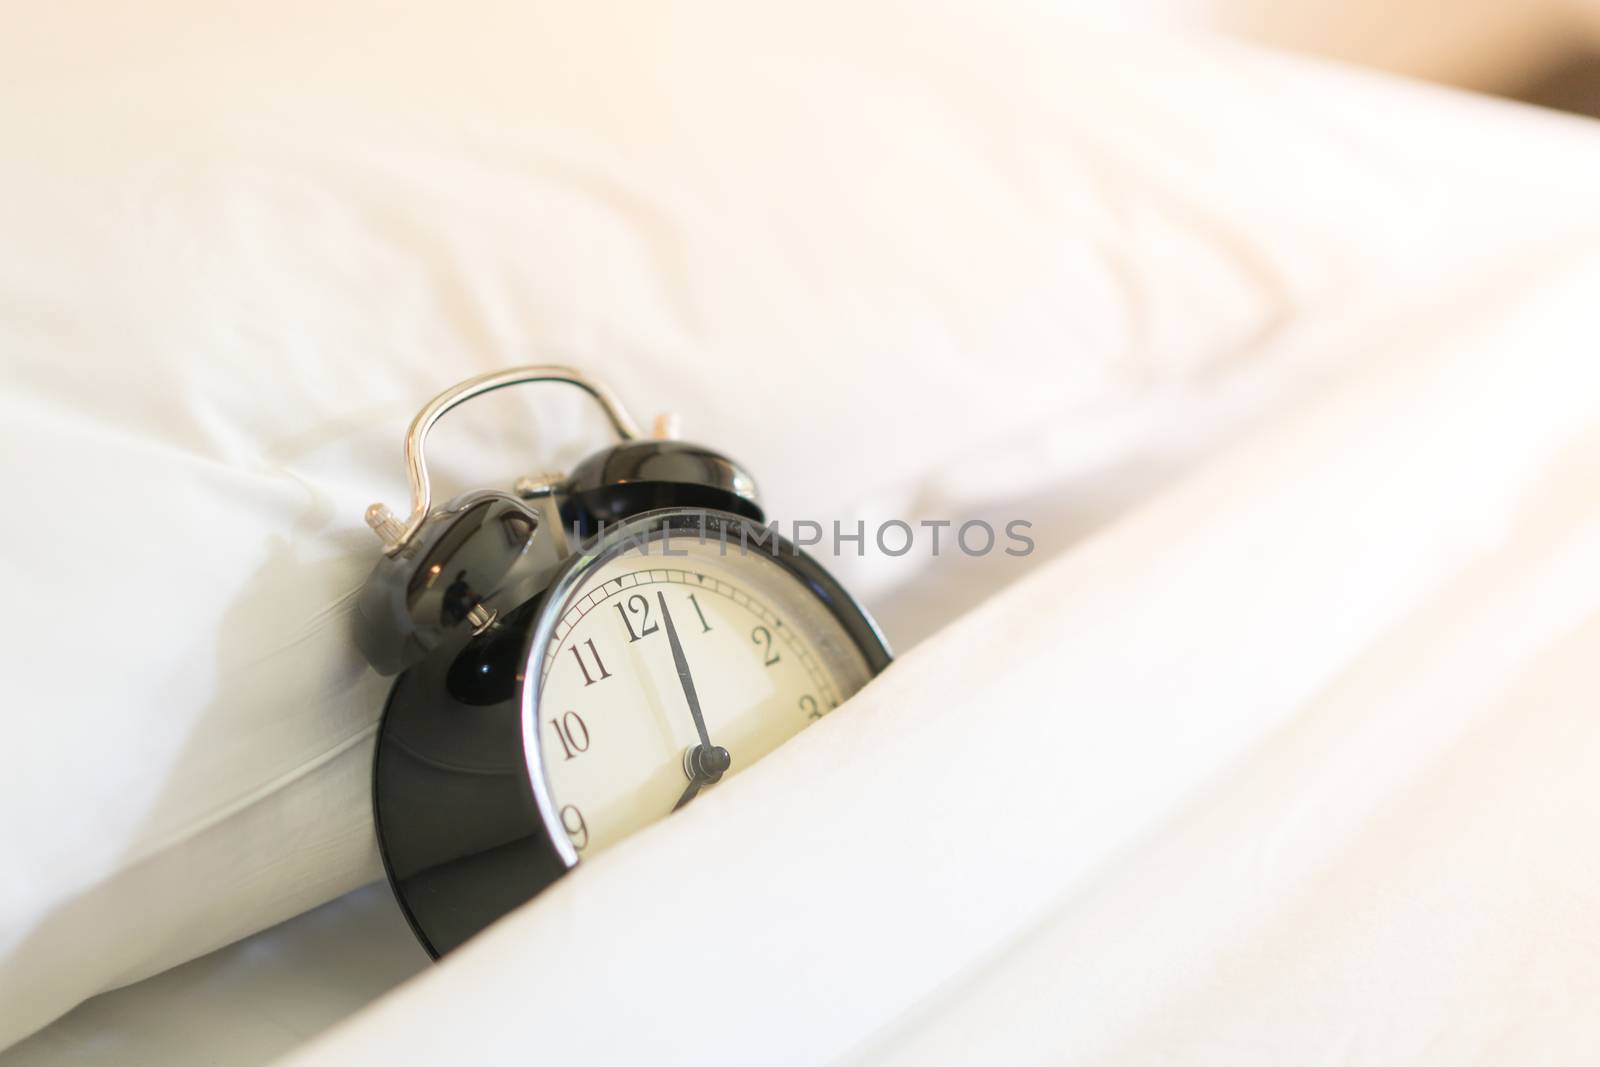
[353,366,892,957]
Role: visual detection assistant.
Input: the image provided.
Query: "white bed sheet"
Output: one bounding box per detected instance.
[0,547,1017,1067]
[270,250,1600,1067]
[0,889,422,1067]
[7,2,1600,1064]
[14,168,1600,1067]
[14,0,1507,1043]
[6,0,1417,1045]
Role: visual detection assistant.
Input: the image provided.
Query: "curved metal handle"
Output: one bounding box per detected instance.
[368,365,641,554]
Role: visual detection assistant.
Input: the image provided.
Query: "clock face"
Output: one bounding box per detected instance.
[526,512,883,859]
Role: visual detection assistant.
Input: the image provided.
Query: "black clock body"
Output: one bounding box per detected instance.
[367,440,890,957]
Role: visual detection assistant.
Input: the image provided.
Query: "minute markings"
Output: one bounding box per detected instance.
[544,568,835,701]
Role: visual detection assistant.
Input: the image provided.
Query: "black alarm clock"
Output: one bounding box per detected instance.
[353,366,892,957]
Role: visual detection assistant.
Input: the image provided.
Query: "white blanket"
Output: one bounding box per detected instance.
[274,253,1600,1064]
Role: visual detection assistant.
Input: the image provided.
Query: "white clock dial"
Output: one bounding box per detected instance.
[534,531,876,858]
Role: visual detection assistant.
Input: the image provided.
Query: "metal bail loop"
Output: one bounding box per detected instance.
[368,365,642,555]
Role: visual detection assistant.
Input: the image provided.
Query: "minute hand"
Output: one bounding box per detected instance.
[657,592,730,783]
[658,591,711,746]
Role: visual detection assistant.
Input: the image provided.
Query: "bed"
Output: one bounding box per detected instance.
[4,3,1599,1064]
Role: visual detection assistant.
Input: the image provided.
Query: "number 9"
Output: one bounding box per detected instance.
[560,804,589,851]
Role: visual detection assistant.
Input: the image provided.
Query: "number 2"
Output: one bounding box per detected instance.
[752,626,780,666]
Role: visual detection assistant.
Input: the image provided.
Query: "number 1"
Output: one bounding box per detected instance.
[687,592,712,633]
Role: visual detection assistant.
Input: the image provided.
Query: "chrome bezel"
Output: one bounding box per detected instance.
[517,506,893,869]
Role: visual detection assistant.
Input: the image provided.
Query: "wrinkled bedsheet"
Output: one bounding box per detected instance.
[6,2,1600,1064]
[277,252,1600,1067]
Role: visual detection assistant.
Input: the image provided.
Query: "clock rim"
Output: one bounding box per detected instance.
[516,505,894,868]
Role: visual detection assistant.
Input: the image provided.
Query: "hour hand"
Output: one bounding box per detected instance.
[672,778,702,812]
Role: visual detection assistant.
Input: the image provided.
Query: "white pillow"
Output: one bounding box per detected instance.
[4,0,1596,1049]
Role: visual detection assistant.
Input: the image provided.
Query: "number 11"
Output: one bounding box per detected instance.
[569,639,611,686]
